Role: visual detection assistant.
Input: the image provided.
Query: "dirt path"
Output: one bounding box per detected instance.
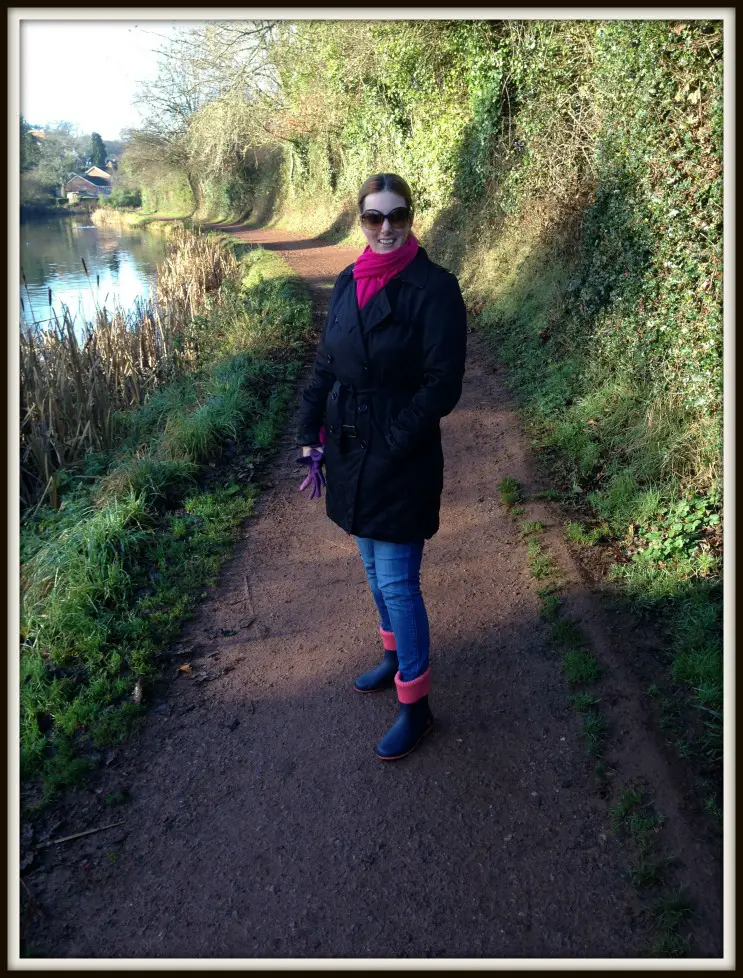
[22,224,723,959]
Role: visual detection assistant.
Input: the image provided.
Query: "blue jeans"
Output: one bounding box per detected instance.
[354,537,430,683]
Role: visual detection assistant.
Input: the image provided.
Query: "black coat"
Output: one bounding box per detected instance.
[296,246,467,543]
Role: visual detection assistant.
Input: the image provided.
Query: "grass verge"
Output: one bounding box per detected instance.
[473,245,723,793]
[506,496,695,955]
[20,243,314,801]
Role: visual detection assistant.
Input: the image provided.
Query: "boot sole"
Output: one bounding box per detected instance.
[376,721,434,761]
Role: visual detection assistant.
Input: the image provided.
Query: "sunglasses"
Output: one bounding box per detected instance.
[360,207,411,230]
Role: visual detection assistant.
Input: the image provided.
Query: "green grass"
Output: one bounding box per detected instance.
[582,709,609,756]
[570,692,598,712]
[565,521,605,547]
[611,787,643,821]
[550,618,585,647]
[521,520,544,537]
[562,649,602,684]
[19,244,314,799]
[609,785,681,921]
[526,539,558,581]
[540,593,562,619]
[473,219,723,782]
[532,488,564,502]
[630,856,672,890]
[647,890,694,957]
[497,476,522,508]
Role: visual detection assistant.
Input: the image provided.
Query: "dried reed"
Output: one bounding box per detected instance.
[19,228,238,510]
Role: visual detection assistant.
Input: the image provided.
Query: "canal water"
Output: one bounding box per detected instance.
[19,215,169,330]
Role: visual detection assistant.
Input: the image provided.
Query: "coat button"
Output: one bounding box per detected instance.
[331,391,338,400]
[328,425,335,434]
[333,317,339,324]
[363,362,370,371]
[327,354,334,364]
[361,440,367,449]
[358,403,368,413]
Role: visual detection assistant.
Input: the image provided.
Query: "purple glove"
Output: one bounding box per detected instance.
[297,448,326,500]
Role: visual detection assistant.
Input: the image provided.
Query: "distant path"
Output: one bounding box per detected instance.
[23,221,722,959]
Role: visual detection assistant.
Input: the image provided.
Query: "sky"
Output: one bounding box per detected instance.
[20,20,189,141]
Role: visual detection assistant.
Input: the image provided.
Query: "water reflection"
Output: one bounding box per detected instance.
[19,215,169,329]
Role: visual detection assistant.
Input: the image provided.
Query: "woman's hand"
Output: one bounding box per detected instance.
[297,446,326,499]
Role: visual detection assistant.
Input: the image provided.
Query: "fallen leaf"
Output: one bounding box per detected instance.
[178,664,192,673]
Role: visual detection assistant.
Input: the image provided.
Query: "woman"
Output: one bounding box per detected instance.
[296,173,467,761]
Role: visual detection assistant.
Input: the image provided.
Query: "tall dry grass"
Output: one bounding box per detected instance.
[19,228,239,510]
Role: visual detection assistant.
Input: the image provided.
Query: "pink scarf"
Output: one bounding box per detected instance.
[353,234,419,309]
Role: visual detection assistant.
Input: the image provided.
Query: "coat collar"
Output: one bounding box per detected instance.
[339,245,432,291]
[395,246,431,289]
[336,246,432,336]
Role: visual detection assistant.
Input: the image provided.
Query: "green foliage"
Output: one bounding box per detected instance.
[140,172,194,215]
[105,187,142,209]
[90,132,107,168]
[20,115,41,172]
[634,491,720,565]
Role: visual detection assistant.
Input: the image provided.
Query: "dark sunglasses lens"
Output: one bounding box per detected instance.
[361,208,410,229]
[387,208,409,228]
[361,211,383,228]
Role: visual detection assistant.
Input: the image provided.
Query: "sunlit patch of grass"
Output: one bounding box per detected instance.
[497,476,522,508]
[526,538,557,580]
[565,521,605,546]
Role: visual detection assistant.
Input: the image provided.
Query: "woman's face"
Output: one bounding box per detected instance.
[360,190,412,254]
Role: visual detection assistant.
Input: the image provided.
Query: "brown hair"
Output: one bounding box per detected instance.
[357,173,414,217]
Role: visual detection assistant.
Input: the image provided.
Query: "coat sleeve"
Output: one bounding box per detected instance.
[295,293,338,447]
[386,275,467,458]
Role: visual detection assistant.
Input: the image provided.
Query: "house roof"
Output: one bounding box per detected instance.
[64,172,110,189]
[85,165,111,181]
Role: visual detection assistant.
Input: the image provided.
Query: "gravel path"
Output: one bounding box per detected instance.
[21,223,723,960]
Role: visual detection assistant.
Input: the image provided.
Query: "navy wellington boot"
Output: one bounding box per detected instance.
[354,628,399,693]
[375,669,434,760]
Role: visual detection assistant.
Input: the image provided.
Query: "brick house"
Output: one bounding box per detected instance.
[62,170,112,200]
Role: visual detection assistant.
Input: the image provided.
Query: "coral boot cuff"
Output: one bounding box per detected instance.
[395,668,431,703]
[379,628,397,652]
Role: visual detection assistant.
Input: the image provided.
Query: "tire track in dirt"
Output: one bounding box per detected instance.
[22,223,722,959]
